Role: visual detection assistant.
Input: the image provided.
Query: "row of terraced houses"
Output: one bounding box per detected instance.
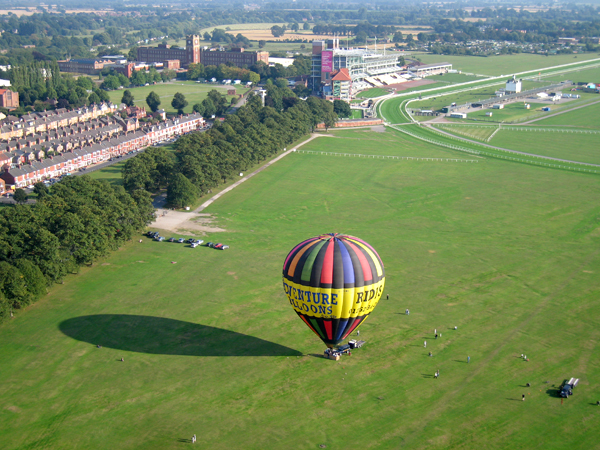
[0,103,205,189]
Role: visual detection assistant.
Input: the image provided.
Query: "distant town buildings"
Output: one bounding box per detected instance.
[57,58,115,75]
[199,47,269,68]
[136,35,201,67]
[0,104,205,188]
[0,89,19,110]
[311,38,402,97]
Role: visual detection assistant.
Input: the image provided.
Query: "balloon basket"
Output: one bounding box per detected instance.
[323,340,365,360]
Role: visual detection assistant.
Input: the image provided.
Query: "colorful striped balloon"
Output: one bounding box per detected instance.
[282,233,385,347]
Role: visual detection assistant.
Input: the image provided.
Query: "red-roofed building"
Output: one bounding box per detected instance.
[331,68,352,101]
[0,89,19,110]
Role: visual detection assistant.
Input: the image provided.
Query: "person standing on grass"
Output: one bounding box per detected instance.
[424,341,427,348]
[406,309,409,315]
[522,394,525,401]
[387,294,389,300]
[467,356,470,363]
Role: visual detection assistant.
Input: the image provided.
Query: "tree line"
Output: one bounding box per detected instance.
[0,176,154,323]
[122,83,339,208]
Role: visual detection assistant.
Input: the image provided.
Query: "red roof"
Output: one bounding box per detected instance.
[331,68,351,82]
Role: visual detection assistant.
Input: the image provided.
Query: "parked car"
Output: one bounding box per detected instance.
[560,378,579,398]
[195,239,204,245]
[177,238,185,243]
[187,238,196,244]
[206,242,215,248]
[155,236,164,241]
[168,237,175,242]
[214,243,229,250]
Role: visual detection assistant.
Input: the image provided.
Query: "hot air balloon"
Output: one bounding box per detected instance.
[282,233,385,348]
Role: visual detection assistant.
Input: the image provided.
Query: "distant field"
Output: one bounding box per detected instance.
[542,66,600,84]
[489,129,600,165]
[532,101,600,129]
[435,124,498,141]
[428,73,484,83]
[350,109,363,119]
[466,101,549,123]
[106,82,250,114]
[415,53,600,76]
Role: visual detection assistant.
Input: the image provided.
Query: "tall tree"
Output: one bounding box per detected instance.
[121,90,135,107]
[167,173,198,208]
[171,92,188,115]
[146,91,161,112]
[13,189,28,204]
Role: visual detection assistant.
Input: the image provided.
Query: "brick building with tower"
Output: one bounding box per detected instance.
[137,35,201,68]
[199,47,268,68]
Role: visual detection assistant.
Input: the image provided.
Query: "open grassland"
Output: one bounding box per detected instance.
[533,100,600,129]
[465,101,550,122]
[303,128,470,158]
[540,65,600,84]
[427,73,484,84]
[106,82,249,115]
[489,129,600,165]
[357,87,390,98]
[1,128,600,449]
[415,53,600,76]
[434,124,498,141]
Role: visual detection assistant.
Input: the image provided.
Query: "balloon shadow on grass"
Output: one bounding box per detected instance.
[59,314,302,357]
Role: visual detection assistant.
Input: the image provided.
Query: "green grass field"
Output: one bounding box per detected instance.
[434,124,498,141]
[465,101,549,123]
[489,129,600,165]
[533,101,600,129]
[357,88,390,98]
[415,53,600,76]
[107,82,250,115]
[427,73,483,83]
[1,126,600,449]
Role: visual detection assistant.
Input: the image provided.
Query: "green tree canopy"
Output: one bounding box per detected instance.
[146,91,161,113]
[171,92,188,115]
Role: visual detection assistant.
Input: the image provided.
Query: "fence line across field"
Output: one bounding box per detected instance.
[436,124,600,135]
[388,124,600,174]
[296,150,479,163]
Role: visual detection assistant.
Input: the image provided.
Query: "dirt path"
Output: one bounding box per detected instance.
[151,133,327,234]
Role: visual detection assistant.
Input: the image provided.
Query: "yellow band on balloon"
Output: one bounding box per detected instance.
[282,278,385,320]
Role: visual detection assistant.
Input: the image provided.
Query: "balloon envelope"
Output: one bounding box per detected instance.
[282,233,385,347]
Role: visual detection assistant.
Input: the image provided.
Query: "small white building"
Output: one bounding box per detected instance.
[536,92,548,99]
[506,75,522,94]
[492,104,504,109]
[449,112,467,119]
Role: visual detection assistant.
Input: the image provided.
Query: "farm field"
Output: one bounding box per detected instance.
[532,101,600,129]
[1,128,600,449]
[106,82,250,115]
[489,129,600,165]
[415,53,600,76]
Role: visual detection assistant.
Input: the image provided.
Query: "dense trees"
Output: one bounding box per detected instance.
[333,100,352,118]
[122,89,339,206]
[0,176,154,323]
